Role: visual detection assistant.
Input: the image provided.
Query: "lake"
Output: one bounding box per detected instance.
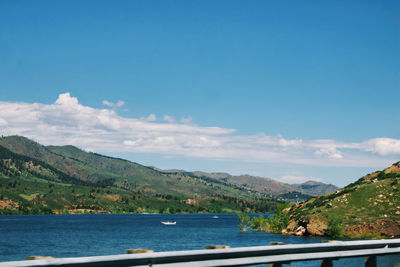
[0,213,399,266]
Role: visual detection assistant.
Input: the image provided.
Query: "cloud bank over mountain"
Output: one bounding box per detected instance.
[0,93,398,168]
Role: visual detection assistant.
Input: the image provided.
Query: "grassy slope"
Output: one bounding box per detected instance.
[0,136,262,199]
[0,136,111,183]
[0,136,278,214]
[46,144,261,200]
[286,162,400,237]
[1,175,268,214]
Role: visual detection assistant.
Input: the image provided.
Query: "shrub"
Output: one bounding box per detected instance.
[238,203,291,233]
[251,215,269,231]
[31,205,53,215]
[267,205,290,232]
[326,214,343,238]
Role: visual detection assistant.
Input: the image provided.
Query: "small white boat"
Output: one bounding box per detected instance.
[161,221,176,225]
[212,215,219,219]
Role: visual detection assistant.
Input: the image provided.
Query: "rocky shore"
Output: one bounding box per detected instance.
[280,162,400,239]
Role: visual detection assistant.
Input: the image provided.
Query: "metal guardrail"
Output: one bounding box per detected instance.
[1,239,400,267]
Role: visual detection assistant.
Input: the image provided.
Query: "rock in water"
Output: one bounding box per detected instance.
[205,245,230,249]
[296,226,306,236]
[26,256,54,260]
[126,249,154,254]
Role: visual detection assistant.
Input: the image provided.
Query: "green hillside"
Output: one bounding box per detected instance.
[284,162,400,238]
[0,136,278,214]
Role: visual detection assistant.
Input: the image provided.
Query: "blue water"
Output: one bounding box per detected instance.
[0,214,399,266]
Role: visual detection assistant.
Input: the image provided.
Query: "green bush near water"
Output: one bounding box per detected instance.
[326,214,343,238]
[238,203,291,232]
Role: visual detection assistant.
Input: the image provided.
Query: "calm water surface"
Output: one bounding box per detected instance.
[0,214,399,266]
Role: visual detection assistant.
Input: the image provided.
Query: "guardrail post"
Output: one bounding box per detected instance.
[320,259,333,267]
[365,255,377,267]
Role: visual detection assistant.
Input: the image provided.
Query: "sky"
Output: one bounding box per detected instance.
[0,0,399,186]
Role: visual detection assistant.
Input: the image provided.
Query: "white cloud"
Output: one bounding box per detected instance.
[361,138,400,156]
[123,139,143,146]
[0,118,7,127]
[140,114,156,122]
[278,135,302,148]
[181,116,192,124]
[163,115,175,123]
[314,147,343,159]
[102,100,125,108]
[56,92,79,106]
[0,92,398,169]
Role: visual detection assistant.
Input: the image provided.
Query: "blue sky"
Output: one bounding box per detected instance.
[0,0,399,186]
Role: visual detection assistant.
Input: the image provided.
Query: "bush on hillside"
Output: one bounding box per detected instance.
[326,214,343,238]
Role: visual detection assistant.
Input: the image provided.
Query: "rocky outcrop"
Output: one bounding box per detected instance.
[348,219,400,238]
[284,218,400,238]
[295,226,307,236]
[284,162,400,238]
[307,218,328,236]
[284,217,328,237]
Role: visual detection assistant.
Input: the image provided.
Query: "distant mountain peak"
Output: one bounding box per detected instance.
[300,180,322,185]
[166,169,339,201]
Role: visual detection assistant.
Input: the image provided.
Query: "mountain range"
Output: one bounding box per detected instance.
[0,135,338,215]
[0,136,274,214]
[161,170,339,200]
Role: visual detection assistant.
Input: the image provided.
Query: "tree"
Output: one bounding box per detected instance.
[251,215,269,231]
[238,213,251,231]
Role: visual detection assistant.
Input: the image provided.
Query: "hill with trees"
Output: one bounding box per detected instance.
[0,136,278,214]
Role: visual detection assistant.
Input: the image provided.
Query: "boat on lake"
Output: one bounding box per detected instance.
[161,221,176,225]
[212,215,219,219]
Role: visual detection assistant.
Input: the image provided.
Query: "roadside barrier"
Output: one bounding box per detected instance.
[2,239,400,267]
